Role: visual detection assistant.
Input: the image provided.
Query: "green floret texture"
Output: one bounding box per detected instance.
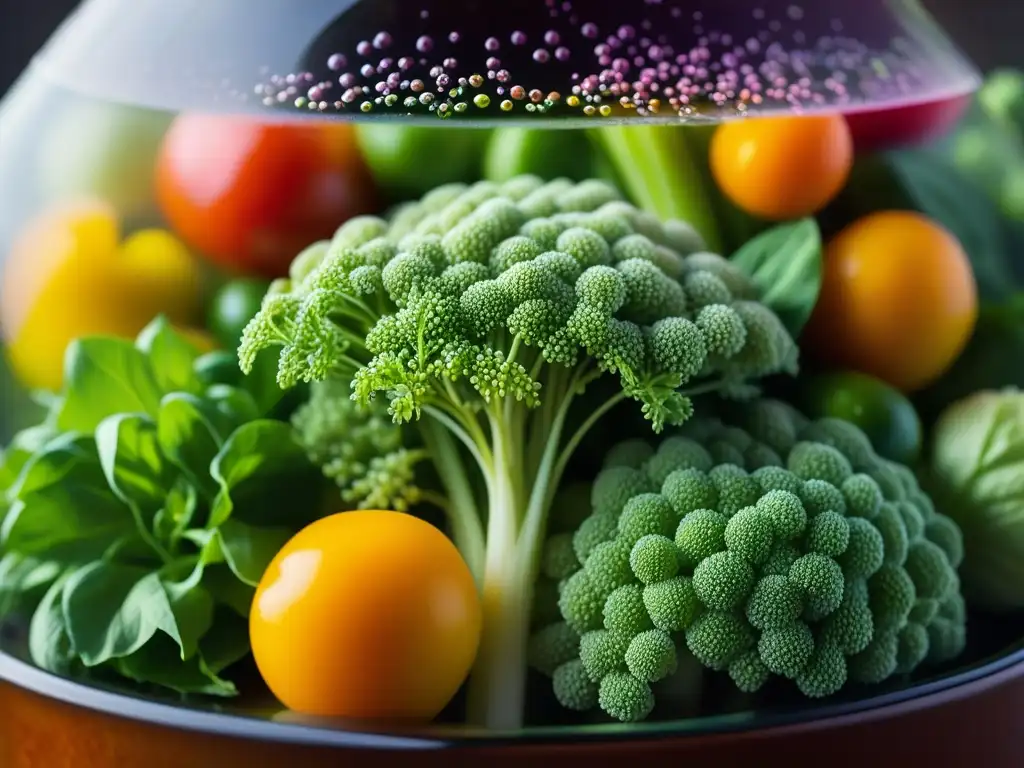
[531,401,967,722]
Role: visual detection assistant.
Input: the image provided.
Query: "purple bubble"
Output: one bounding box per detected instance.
[416,36,434,53]
[327,53,347,71]
[511,31,527,45]
[544,30,560,46]
[374,32,392,49]
[485,37,500,51]
[486,56,501,70]
[398,57,414,70]
[443,57,458,69]
[357,41,372,56]
[360,63,375,77]
[581,22,598,38]
[533,49,550,63]
[449,31,460,43]
[339,72,356,87]
[555,47,571,61]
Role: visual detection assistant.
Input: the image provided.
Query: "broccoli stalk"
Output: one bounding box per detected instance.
[237,176,798,729]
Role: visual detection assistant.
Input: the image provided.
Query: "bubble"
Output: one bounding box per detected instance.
[436,74,451,89]
[485,37,500,51]
[416,36,434,53]
[555,47,571,61]
[500,99,514,111]
[454,102,469,113]
[486,57,501,70]
[359,100,373,112]
[356,41,373,57]
[384,93,398,107]
[510,85,526,100]
[618,25,636,40]
[474,93,491,108]
[418,92,434,105]
[327,53,347,71]
[599,104,613,116]
[511,31,527,45]
[410,79,425,92]
[469,73,484,87]
[443,57,458,69]
[534,49,551,63]
[398,57,414,71]
[449,31,461,43]
[581,22,598,38]
[497,69,511,83]
[529,89,544,103]
[545,30,561,46]
[360,64,375,78]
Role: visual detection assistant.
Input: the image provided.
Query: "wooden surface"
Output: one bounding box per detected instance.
[0,660,1021,768]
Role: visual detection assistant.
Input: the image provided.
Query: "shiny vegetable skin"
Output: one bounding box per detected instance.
[207,278,271,349]
[250,510,482,720]
[156,116,378,279]
[483,128,599,183]
[532,401,967,722]
[804,211,979,393]
[710,114,853,221]
[355,124,491,202]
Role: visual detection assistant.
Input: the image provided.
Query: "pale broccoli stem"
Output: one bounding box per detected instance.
[591,125,724,254]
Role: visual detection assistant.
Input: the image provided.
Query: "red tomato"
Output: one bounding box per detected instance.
[155,116,377,278]
[844,94,972,153]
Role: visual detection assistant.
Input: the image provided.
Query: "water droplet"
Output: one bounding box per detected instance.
[500,99,514,111]
[359,101,373,112]
[474,94,491,108]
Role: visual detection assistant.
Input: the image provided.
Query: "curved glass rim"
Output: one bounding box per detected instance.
[1,638,1021,749]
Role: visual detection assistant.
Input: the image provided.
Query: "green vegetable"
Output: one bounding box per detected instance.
[730,219,823,336]
[236,175,799,729]
[802,371,923,466]
[208,279,272,350]
[355,124,491,203]
[531,402,966,722]
[483,128,599,184]
[0,317,325,695]
[924,389,1024,614]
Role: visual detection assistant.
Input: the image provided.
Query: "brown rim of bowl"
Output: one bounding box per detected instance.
[1,639,1022,750]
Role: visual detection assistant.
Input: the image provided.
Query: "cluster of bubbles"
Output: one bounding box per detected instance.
[252,1,942,121]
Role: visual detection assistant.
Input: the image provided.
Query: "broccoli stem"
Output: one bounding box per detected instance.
[590,125,724,254]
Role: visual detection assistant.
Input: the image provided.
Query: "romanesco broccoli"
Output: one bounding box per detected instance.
[530,401,967,722]
[236,175,798,729]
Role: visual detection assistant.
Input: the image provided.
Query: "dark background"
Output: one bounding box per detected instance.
[0,0,1019,99]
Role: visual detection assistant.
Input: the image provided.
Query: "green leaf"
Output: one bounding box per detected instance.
[60,561,214,666]
[28,572,77,675]
[203,566,256,617]
[205,385,261,428]
[0,424,60,492]
[6,432,102,501]
[95,414,174,517]
[194,347,291,418]
[208,420,321,529]
[136,316,203,396]
[730,218,823,335]
[1,483,134,560]
[198,607,251,674]
[194,351,245,389]
[0,553,62,617]
[56,337,163,433]
[153,477,199,549]
[115,631,238,697]
[216,519,291,587]
[156,394,222,496]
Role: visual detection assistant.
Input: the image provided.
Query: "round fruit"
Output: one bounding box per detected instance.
[155,115,377,279]
[710,114,854,221]
[804,211,978,393]
[801,371,923,465]
[250,510,482,721]
[207,279,270,349]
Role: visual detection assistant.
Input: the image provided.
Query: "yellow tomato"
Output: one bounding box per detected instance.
[803,211,979,393]
[250,510,482,721]
[710,114,854,221]
[0,199,204,392]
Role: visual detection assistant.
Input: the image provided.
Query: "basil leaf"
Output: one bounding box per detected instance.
[56,337,163,433]
[115,630,238,697]
[153,478,199,549]
[216,519,291,587]
[136,316,203,396]
[0,553,62,617]
[156,395,222,497]
[204,566,255,618]
[205,385,261,429]
[6,432,102,500]
[1,483,134,560]
[28,571,77,675]
[194,347,290,419]
[96,414,174,518]
[60,561,214,666]
[730,218,823,335]
[198,607,251,675]
[208,420,321,529]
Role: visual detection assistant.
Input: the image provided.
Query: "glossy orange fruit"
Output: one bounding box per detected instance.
[710,113,854,221]
[803,211,979,393]
[249,510,482,722]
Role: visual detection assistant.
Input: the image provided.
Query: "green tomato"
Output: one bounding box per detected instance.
[354,124,491,202]
[36,99,172,225]
[207,279,270,349]
[483,128,598,183]
[801,371,923,465]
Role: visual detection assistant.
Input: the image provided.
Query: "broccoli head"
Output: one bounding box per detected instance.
[236,175,798,730]
[531,402,967,722]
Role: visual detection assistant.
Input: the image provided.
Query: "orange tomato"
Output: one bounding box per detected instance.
[249,510,482,721]
[155,116,378,279]
[803,211,978,393]
[710,113,854,221]
[0,199,204,392]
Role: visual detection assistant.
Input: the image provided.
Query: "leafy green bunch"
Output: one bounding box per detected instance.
[531,400,967,722]
[0,318,324,696]
[235,174,799,729]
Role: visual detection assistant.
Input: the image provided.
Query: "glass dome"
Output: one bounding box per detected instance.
[2,0,1015,742]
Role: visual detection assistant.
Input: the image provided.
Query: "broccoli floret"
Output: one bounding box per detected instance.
[542,533,580,581]
[598,672,655,723]
[552,660,600,711]
[541,402,968,722]
[528,622,581,676]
